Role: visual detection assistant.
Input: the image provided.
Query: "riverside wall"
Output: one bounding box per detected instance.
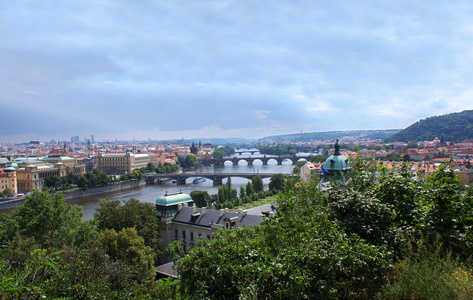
[63,179,147,199]
[0,179,147,210]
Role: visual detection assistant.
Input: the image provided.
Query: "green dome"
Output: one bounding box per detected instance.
[156,191,193,207]
[324,140,350,171]
[3,167,16,172]
[165,145,173,151]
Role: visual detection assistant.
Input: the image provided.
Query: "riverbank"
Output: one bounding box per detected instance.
[0,179,147,210]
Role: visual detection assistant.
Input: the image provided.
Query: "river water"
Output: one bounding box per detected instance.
[1,153,301,220]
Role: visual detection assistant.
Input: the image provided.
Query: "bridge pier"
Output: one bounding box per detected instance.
[212,175,223,186]
[277,159,283,165]
[176,176,187,185]
[247,160,253,166]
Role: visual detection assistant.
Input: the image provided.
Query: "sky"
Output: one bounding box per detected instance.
[1,1,473,143]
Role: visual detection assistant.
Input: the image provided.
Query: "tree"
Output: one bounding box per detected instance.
[0,191,83,248]
[212,150,224,159]
[76,175,88,190]
[180,154,199,169]
[406,141,419,149]
[252,176,264,193]
[310,154,326,163]
[246,181,255,196]
[240,185,246,198]
[2,187,13,197]
[44,175,61,190]
[146,162,155,172]
[94,198,160,253]
[100,227,155,282]
[269,173,285,191]
[190,190,209,208]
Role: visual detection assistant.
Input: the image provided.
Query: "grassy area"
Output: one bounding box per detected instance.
[242,199,274,210]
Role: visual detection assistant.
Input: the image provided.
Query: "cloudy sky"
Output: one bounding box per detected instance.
[1,1,473,143]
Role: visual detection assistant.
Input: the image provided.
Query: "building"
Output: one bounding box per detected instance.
[320,139,351,186]
[97,152,150,174]
[156,191,265,262]
[300,162,323,183]
[15,151,86,192]
[0,167,17,195]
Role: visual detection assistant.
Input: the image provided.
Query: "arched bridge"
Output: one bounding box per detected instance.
[199,154,312,167]
[234,149,260,155]
[145,173,289,186]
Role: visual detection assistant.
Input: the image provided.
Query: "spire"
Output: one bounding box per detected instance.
[334,139,341,156]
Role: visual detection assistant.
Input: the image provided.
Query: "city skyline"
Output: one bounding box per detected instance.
[2,1,473,143]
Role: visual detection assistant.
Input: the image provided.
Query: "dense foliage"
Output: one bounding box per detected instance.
[0,191,180,299]
[384,109,473,143]
[175,160,473,299]
[142,161,180,174]
[2,160,473,299]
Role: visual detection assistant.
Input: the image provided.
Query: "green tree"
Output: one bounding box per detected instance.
[146,162,155,172]
[76,175,88,190]
[252,175,264,193]
[44,175,61,190]
[190,190,209,208]
[212,150,224,159]
[100,227,156,282]
[310,154,326,163]
[2,187,13,197]
[240,185,246,198]
[0,191,83,248]
[246,181,255,196]
[269,173,285,191]
[94,198,160,253]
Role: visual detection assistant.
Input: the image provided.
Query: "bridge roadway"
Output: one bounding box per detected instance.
[199,154,313,167]
[146,173,290,186]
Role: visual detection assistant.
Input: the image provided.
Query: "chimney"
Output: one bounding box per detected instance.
[183,202,188,207]
[242,210,247,216]
[201,207,206,215]
[192,205,196,214]
[225,208,229,212]
[177,204,182,211]
[219,209,225,217]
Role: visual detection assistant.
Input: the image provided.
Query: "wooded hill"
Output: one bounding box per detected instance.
[384,110,473,143]
[259,129,399,143]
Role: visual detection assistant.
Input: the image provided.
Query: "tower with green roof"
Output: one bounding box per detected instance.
[320,139,351,185]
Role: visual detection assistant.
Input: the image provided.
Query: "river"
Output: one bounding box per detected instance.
[1,153,301,220]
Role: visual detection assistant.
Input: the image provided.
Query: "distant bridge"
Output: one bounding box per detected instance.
[199,154,312,166]
[145,173,292,186]
[234,149,260,155]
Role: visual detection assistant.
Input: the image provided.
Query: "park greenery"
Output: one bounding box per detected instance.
[42,168,144,192]
[178,153,199,169]
[2,157,473,298]
[141,161,180,174]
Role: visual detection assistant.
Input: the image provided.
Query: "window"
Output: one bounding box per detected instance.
[182,230,186,239]
[190,232,194,241]
[175,229,178,238]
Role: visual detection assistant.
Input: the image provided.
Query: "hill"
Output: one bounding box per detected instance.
[384,110,473,143]
[259,129,400,143]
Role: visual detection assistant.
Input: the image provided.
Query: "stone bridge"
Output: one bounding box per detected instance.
[145,173,289,186]
[199,154,312,167]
